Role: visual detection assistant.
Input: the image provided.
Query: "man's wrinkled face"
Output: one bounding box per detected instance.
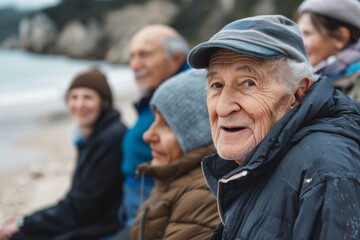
[129,35,177,91]
[207,50,295,164]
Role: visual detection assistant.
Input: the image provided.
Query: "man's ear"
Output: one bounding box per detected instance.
[171,52,186,70]
[295,77,313,104]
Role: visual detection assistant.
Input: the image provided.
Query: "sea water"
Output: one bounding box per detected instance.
[0,49,137,172]
[0,49,137,117]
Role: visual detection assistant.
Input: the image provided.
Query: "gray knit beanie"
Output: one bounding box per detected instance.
[150,69,212,153]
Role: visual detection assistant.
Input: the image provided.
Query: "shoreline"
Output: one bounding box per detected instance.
[0,93,138,225]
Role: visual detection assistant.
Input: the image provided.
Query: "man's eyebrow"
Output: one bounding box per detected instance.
[206,64,258,84]
[235,65,255,73]
[207,65,256,76]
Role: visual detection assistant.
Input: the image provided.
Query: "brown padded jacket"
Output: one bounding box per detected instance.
[129,145,219,240]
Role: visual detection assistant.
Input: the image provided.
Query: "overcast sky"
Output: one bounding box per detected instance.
[0,0,61,10]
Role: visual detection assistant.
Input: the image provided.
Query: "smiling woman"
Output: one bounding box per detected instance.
[0,67,128,240]
[67,88,103,136]
[142,110,182,167]
[66,68,113,136]
[296,0,360,101]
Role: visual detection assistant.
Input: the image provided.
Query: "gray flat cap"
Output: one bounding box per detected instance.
[188,15,309,69]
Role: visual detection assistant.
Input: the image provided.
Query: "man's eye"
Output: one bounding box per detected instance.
[140,51,153,58]
[243,80,256,87]
[210,82,223,89]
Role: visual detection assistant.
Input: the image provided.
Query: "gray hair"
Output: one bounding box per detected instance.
[163,35,189,58]
[267,57,319,93]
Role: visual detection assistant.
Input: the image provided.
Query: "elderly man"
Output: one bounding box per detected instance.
[188,15,360,239]
[121,24,190,229]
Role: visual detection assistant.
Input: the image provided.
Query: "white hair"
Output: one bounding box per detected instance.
[163,35,189,58]
[266,57,319,93]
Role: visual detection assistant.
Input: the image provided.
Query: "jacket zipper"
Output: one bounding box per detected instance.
[201,161,225,225]
[136,169,147,240]
[217,170,249,225]
[138,206,149,240]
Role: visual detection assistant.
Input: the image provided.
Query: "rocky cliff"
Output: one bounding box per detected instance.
[4,0,303,64]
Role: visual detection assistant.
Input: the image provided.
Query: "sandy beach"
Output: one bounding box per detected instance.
[0,94,138,225]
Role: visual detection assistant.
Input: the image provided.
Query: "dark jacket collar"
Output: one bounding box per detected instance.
[85,108,120,144]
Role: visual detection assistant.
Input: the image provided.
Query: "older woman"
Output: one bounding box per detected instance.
[188,15,360,239]
[296,0,360,101]
[0,68,127,240]
[128,69,219,240]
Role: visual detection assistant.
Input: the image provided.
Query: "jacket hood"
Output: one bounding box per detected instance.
[203,77,360,193]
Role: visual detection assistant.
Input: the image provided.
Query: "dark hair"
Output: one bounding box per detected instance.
[306,12,360,47]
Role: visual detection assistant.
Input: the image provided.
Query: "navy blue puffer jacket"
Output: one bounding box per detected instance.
[203,77,360,240]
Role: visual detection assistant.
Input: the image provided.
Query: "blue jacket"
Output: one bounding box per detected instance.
[121,62,191,177]
[120,93,155,227]
[202,78,360,239]
[121,93,154,177]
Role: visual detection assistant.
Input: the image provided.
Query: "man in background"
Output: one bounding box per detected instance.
[120,24,190,230]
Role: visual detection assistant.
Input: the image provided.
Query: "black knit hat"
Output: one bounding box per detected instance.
[67,67,113,106]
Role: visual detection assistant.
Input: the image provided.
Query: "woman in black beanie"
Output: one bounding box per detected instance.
[0,68,127,240]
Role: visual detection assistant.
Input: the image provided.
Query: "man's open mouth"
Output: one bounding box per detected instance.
[135,70,147,78]
[223,127,245,132]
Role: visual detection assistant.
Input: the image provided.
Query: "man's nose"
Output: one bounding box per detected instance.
[216,88,241,117]
[130,56,142,71]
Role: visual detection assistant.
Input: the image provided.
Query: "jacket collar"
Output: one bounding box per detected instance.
[77,108,120,149]
[134,90,154,111]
